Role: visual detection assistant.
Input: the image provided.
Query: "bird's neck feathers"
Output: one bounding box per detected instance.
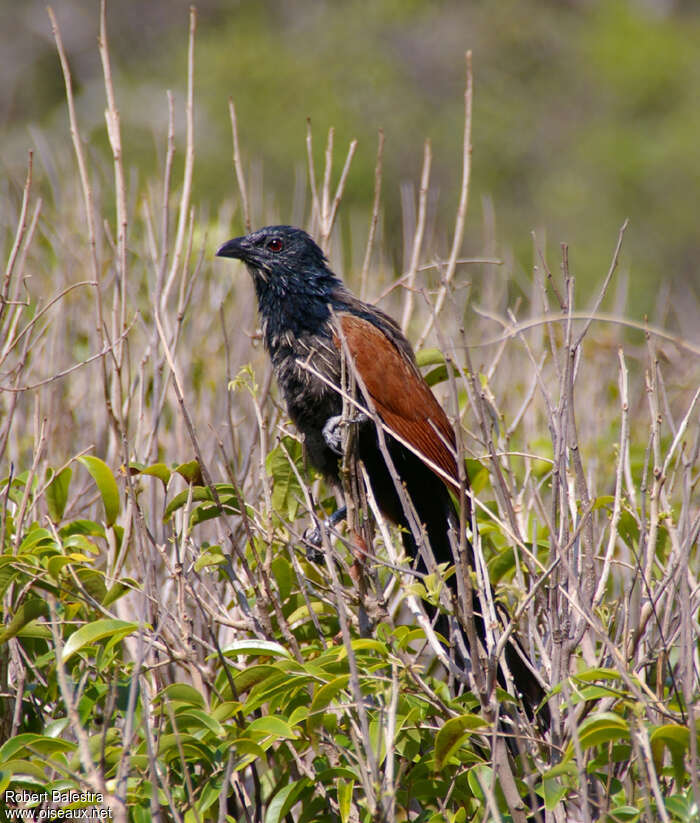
[250,262,345,353]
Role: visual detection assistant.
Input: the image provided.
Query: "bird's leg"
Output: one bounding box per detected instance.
[305,411,365,557]
[303,506,347,559]
[322,412,369,455]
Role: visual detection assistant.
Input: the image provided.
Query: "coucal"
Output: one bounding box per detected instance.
[217,225,547,719]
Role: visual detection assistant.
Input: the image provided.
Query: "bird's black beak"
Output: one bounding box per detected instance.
[216,236,250,262]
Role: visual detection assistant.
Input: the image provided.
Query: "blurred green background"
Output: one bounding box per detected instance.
[2,0,699,317]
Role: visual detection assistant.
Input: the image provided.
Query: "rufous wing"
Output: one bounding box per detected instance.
[334,313,459,489]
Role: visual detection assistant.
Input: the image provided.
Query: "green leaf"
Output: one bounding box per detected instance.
[47,554,92,579]
[393,625,428,650]
[246,715,297,740]
[190,499,238,526]
[74,567,107,603]
[228,742,265,773]
[424,364,448,386]
[266,436,304,521]
[571,667,628,682]
[172,709,225,737]
[78,456,120,526]
[197,776,226,814]
[288,705,310,726]
[243,672,313,716]
[175,460,202,484]
[316,767,359,783]
[271,555,294,602]
[59,519,106,539]
[663,796,694,821]
[489,546,516,582]
[605,806,640,822]
[163,486,211,521]
[541,761,578,781]
[228,363,257,394]
[649,723,690,753]
[18,526,56,554]
[566,712,629,758]
[162,484,238,524]
[308,675,350,734]
[618,509,640,547]
[157,683,206,709]
[434,714,487,770]
[650,724,691,783]
[0,733,77,761]
[286,600,339,625]
[46,466,72,523]
[102,578,138,608]
[233,664,280,695]
[0,758,48,782]
[62,533,100,554]
[543,776,569,811]
[423,358,461,387]
[467,764,493,799]
[194,546,227,571]
[0,598,48,643]
[312,675,350,711]
[465,459,489,495]
[133,462,172,486]
[211,701,241,723]
[0,557,21,599]
[337,779,354,823]
[15,620,52,640]
[156,733,214,765]
[344,638,388,655]
[416,348,446,367]
[61,619,139,663]
[264,778,311,823]
[549,668,630,699]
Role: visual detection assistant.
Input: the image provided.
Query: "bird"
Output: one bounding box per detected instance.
[217,224,547,720]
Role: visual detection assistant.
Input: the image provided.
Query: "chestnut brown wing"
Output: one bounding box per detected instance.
[334,313,458,489]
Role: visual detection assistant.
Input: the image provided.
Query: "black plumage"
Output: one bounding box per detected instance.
[217,225,547,720]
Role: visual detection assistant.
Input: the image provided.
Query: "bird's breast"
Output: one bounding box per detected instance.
[272,332,343,429]
[267,333,343,480]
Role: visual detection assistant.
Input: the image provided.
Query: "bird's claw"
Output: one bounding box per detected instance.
[304,523,323,548]
[322,415,344,455]
[322,413,369,455]
[302,506,348,561]
[302,525,324,563]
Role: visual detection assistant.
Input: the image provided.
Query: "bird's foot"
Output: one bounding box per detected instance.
[322,413,369,455]
[302,533,324,563]
[303,506,347,561]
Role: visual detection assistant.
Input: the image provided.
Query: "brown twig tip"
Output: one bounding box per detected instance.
[417,48,472,347]
[360,128,384,298]
[228,98,251,231]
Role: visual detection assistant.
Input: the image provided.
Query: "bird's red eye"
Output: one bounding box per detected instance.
[267,238,283,252]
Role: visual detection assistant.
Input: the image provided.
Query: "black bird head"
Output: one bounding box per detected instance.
[217,225,344,346]
[216,225,340,299]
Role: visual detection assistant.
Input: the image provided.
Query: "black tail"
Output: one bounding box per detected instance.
[402,484,549,724]
[359,429,549,723]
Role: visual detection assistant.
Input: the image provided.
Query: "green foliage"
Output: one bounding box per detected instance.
[2,421,698,820]
[266,435,305,521]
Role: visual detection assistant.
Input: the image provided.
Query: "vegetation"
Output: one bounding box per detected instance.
[1,5,698,822]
